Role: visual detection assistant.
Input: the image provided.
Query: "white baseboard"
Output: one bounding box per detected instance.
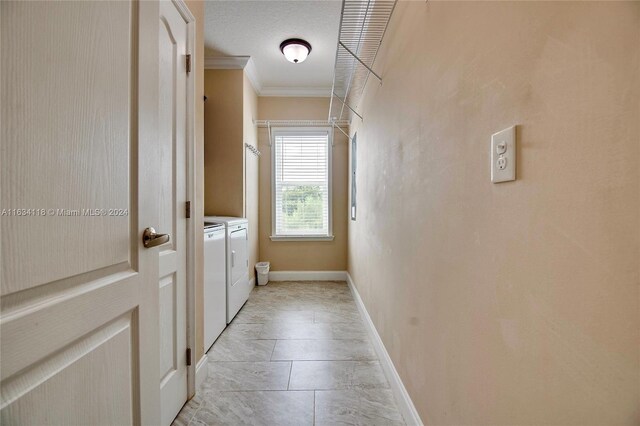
[347,273,423,426]
[268,270,347,282]
[249,277,256,287]
[195,355,208,391]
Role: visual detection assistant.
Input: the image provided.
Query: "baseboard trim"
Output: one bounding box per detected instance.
[268,270,347,282]
[195,355,208,391]
[347,273,423,426]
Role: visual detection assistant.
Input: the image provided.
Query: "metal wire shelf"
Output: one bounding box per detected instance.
[254,120,351,147]
[328,0,398,124]
[253,120,349,128]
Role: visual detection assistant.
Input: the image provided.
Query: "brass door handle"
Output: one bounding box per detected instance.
[143,227,170,248]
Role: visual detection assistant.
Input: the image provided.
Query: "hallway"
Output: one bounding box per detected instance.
[173,281,404,425]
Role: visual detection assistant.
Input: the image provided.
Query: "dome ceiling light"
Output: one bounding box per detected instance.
[279,38,312,64]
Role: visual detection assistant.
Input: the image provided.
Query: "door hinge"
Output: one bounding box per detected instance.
[185,54,192,74]
[185,201,191,219]
[186,348,192,366]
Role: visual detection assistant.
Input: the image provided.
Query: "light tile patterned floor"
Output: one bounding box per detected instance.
[173,281,404,426]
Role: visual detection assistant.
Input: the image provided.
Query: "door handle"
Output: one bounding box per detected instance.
[143,227,170,248]
[231,250,236,267]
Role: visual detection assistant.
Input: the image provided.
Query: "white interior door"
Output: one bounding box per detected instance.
[158,1,190,424]
[1,1,160,424]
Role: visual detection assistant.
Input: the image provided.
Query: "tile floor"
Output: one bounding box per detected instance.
[173,281,405,426]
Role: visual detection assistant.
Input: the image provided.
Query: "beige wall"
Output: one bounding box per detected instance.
[184,0,205,364]
[203,69,260,280]
[244,74,259,279]
[204,69,244,217]
[258,97,348,271]
[348,2,639,424]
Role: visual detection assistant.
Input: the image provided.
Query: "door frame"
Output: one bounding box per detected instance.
[169,0,198,400]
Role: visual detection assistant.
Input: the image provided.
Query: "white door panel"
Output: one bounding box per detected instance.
[1,1,160,424]
[0,1,132,294]
[2,314,136,424]
[158,1,189,424]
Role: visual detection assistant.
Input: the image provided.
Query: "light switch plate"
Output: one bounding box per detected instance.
[491,125,516,183]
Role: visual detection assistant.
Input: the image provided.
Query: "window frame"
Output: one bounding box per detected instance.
[270,127,334,241]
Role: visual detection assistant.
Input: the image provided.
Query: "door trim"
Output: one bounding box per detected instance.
[170,0,197,401]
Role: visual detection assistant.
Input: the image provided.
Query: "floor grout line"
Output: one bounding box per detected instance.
[174,281,403,425]
[269,339,278,361]
[287,361,293,390]
[185,402,203,426]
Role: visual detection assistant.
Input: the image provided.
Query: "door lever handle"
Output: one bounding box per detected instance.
[143,227,170,248]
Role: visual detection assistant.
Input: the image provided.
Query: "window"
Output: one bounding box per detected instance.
[271,128,333,240]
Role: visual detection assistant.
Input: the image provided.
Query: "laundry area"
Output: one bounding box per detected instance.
[189,0,640,424]
[2,0,637,424]
[203,216,253,351]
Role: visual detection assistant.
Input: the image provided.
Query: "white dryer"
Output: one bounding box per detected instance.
[205,216,252,323]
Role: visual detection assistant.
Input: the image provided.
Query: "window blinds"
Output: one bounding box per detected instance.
[274,131,330,236]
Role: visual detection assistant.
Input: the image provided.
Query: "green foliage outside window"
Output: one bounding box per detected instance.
[281,185,323,230]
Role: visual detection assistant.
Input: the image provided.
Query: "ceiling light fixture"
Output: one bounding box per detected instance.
[280,38,312,64]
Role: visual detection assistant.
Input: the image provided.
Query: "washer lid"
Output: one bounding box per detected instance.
[204,221,224,231]
[204,216,248,226]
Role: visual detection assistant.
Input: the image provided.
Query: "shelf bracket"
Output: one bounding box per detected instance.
[332,92,363,121]
[331,119,351,142]
[339,40,383,82]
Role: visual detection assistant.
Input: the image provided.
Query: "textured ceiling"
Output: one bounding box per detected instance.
[204,0,342,95]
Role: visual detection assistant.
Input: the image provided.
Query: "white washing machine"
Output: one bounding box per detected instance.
[205,216,252,323]
[204,221,226,352]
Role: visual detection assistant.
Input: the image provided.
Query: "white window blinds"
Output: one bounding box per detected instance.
[273,130,331,237]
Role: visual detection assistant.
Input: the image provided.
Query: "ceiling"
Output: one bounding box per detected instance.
[204,1,342,96]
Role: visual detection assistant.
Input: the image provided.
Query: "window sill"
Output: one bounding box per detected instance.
[270,235,335,242]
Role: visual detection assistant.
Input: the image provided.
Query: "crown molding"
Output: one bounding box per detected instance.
[204,56,251,70]
[244,59,262,94]
[259,86,331,97]
[204,56,330,97]
[204,56,262,94]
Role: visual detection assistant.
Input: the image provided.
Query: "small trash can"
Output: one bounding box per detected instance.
[255,262,270,286]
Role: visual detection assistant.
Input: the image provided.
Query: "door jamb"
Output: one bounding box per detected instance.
[170,0,197,400]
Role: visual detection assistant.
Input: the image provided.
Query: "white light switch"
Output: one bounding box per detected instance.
[491,126,516,183]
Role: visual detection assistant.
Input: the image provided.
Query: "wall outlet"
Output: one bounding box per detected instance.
[491,126,516,183]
